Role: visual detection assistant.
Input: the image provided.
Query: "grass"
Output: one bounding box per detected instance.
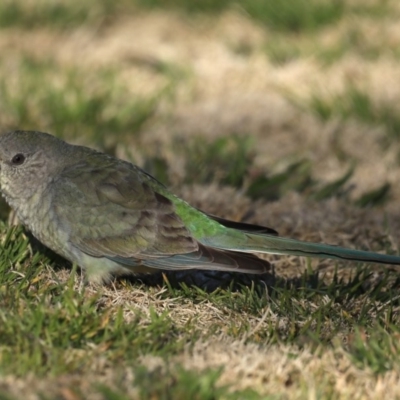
[135,0,392,34]
[170,136,391,207]
[141,0,345,32]
[1,224,400,398]
[3,0,342,32]
[0,57,165,149]
[179,135,254,188]
[0,0,135,30]
[1,0,395,33]
[1,0,400,398]
[243,0,346,33]
[309,86,400,142]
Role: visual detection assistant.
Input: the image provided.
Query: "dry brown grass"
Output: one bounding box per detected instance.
[1,2,400,399]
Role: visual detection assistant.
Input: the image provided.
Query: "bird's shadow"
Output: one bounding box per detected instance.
[29,233,400,304]
[135,266,400,306]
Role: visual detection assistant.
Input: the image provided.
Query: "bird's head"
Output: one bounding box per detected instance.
[0,130,70,200]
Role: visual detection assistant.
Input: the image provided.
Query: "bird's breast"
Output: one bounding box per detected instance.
[9,188,70,257]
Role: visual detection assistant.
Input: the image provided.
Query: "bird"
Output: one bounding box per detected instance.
[0,130,399,284]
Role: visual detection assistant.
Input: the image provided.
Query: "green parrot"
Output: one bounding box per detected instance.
[0,130,399,283]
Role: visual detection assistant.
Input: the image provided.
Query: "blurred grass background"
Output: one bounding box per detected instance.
[1,0,400,399]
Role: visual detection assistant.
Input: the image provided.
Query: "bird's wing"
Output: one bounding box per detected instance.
[50,157,270,274]
[110,243,270,273]
[51,157,198,259]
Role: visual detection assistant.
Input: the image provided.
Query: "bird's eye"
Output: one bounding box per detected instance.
[11,154,25,165]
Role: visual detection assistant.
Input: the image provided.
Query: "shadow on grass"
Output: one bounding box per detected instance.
[26,227,400,307]
[137,265,400,304]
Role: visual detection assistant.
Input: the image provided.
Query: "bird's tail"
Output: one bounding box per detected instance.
[201,231,400,266]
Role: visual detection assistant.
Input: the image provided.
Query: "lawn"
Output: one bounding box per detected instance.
[1,0,400,398]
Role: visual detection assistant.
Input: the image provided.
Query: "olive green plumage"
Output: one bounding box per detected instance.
[0,130,399,284]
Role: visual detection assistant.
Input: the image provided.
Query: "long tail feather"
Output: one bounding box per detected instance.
[202,232,400,266]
